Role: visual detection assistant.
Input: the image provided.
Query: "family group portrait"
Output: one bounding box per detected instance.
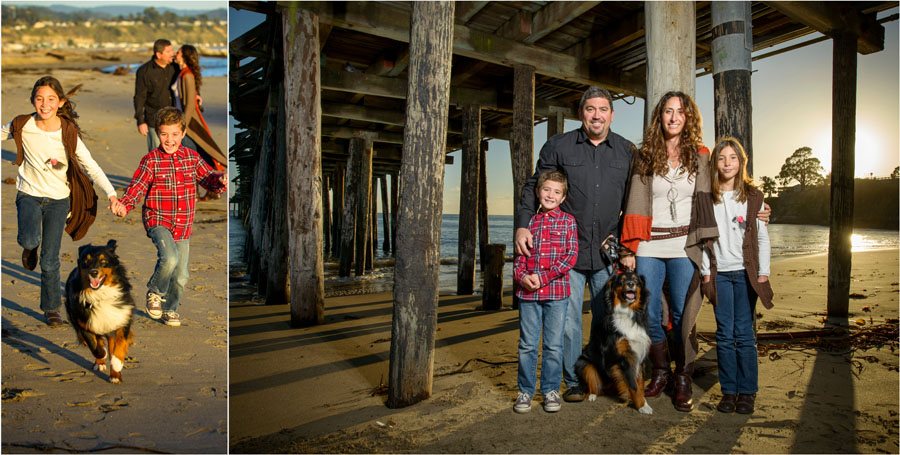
[3,1,900,454]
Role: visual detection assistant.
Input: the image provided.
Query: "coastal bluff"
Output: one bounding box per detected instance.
[769,177,899,229]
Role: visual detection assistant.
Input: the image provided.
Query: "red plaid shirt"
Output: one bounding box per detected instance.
[119,145,226,241]
[514,207,578,301]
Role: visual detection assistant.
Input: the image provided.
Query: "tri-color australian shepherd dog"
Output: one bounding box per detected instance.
[64,240,135,384]
[575,270,653,414]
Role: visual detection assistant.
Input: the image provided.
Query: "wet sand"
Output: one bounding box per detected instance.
[2,69,229,453]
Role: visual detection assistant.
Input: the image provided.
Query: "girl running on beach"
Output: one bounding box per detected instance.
[2,76,119,326]
[700,137,774,415]
[172,44,227,201]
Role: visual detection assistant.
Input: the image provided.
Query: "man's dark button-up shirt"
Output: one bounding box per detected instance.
[133,59,177,127]
[516,127,634,270]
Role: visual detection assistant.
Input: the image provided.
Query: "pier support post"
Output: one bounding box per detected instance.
[510,64,535,310]
[283,7,324,326]
[381,175,390,253]
[478,140,489,271]
[390,172,399,256]
[482,244,506,310]
[331,165,344,256]
[388,0,454,409]
[711,1,754,174]
[367,179,376,271]
[457,104,481,295]
[265,79,289,305]
[645,1,696,124]
[356,135,374,276]
[323,173,331,255]
[546,106,565,140]
[827,31,858,318]
[339,139,362,277]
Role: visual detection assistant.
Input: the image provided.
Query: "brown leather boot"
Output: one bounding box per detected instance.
[644,341,670,398]
[673,361,694,412]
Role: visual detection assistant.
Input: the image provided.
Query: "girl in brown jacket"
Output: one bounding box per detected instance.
[701,137,775,415]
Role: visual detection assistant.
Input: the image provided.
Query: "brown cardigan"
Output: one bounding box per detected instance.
[10,114,98,241]
[178,68,227,166]
[705,187,775,309]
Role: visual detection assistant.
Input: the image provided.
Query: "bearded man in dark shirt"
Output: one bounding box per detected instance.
[134,39,177,152]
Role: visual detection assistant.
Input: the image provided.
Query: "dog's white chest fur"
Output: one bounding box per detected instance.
[612,305,651,376]
[79,286,131,335]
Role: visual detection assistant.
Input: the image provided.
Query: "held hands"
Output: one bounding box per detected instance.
[108,196,127,217]
[218,173,228,189]
[520,273,541,292]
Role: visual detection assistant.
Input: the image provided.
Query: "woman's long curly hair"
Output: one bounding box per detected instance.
[181,45,202,93]
[30,76,83,137]
[635,91,703,182]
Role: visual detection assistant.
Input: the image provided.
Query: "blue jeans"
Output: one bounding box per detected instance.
[147,226,190,311]
[637,256,694,343]
[517,298,567,396]
[563,266,613,388]
[714,270,759,395]
[16,192,69,312]
[147,128,161,152]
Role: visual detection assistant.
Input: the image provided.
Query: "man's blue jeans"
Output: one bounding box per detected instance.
[563,266,613,388]
[636,256,694,344]
[147,226,190,312]
[517,298,567,396]
[146,128,161,152]
[16,192,69,313]
[713,269,759,395]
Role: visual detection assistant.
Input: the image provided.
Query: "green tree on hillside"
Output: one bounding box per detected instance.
[760,176,778,198]
[778,146,825,191]
[891,166,899,179]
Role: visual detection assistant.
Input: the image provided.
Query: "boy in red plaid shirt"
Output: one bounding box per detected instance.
[112,107,226,326]
[512,170,578,413]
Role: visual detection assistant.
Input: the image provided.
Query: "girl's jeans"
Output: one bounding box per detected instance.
[147,226,190,312]
[16,192,69,313]
[713,269,759,395]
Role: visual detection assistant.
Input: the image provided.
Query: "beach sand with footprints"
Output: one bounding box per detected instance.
[1,66,229,453]
[229,247,898,453]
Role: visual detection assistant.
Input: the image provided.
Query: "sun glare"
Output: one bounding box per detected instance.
[854,126,884,178]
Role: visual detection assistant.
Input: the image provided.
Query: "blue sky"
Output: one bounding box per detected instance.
[229,6,899,215]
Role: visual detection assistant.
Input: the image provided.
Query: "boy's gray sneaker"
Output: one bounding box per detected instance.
[146,292,163,319]
[513,392,532,413]
[543,390,561,412]
[161,311,181,327]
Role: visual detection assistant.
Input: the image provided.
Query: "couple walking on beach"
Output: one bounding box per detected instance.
[512,86,774,416]
[4,44,227,329]
[134,38,227,201]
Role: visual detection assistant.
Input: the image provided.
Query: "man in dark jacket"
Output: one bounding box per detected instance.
[134,39,177,152]
[514,86,634,403]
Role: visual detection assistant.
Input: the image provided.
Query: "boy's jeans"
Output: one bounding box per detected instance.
[517,298,567,397]
[147,226,190,312]
[713,269,759,395]
[563,266,613,388]
[16,192,69,313]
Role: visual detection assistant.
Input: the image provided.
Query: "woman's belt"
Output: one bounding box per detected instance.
[650,225,689,241]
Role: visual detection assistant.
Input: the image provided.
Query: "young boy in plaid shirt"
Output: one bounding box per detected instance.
[112,107,226,326]
[512,170,578,414]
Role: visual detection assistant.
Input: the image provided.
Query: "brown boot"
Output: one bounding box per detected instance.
[644,341,670,398]
[673,362,694,412]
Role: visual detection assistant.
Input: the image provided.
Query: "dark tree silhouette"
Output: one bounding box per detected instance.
[760,176,778,198]
[777,146,825,191]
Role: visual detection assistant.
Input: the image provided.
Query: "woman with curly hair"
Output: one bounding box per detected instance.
[172,44,227,200]
[619,91,718,412]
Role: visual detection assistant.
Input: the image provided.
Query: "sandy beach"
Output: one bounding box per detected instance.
[229,248,899,453]
[1,68,229,453]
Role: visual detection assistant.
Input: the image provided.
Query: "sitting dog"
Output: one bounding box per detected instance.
[64,240,135,383]
[575,270,652,414]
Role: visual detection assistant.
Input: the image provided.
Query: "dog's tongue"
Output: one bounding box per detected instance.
[625,291,636,300]
[90,276,106,289]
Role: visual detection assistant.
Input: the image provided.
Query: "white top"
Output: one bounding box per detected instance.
[3,116,116,200]
[636,165,696,258]
[701,190,770,276]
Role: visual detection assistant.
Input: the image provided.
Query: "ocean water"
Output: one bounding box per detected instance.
[101,57,227,77]
[230,214,898,296]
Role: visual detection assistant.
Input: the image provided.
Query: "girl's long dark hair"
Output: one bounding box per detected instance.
[181,45,202,93]
[30,76,83,137]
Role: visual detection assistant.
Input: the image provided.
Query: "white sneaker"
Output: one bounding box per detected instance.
[146,292,163,319]
[514,392,532,413]
[543,390,561,412]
